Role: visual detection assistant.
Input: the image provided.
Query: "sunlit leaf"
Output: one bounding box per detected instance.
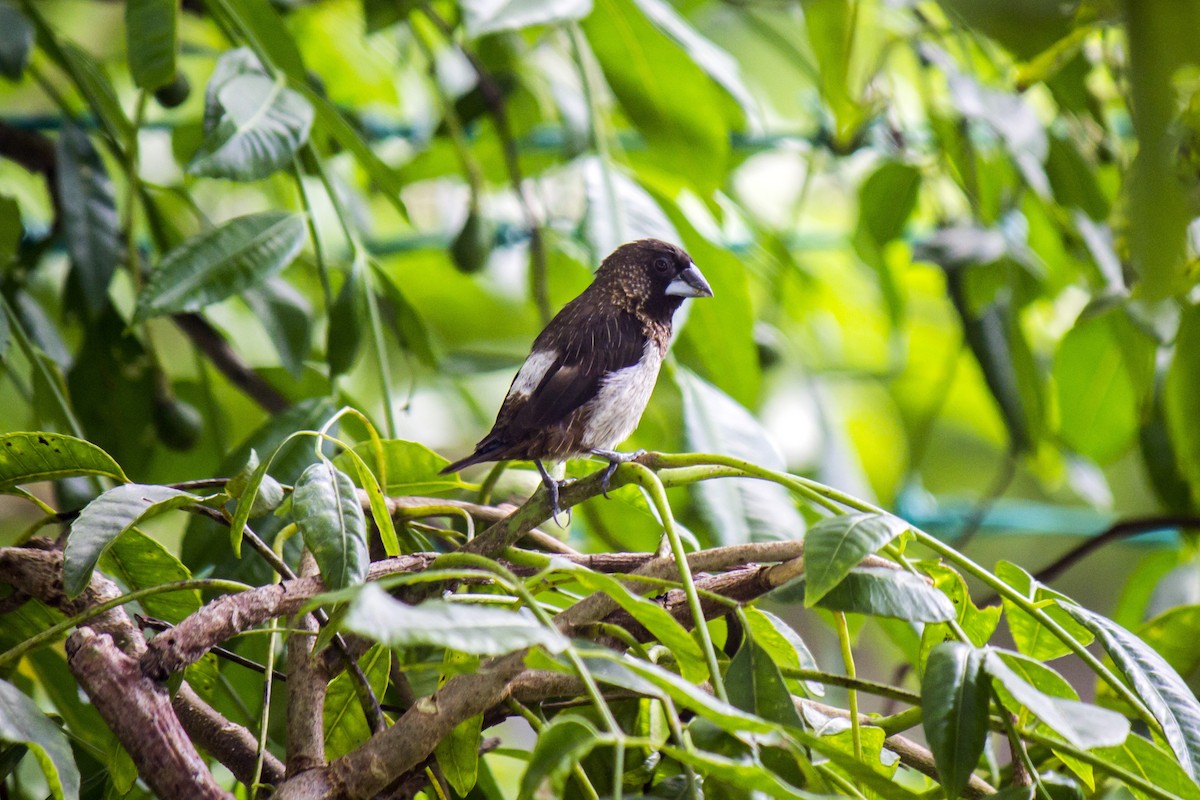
[678,368,804,544]
[0,678,80,800]
[64,484,198,597]
[996,561,1093,661]
[1063,603,1200,778]
[984,650,1129,749]
[815,568,956,622]
[323,644,391,760]
[742,607,824,696]
[188,48,314,181]
[1094,734,1200,800]
[344,584,568,655]
[293,461,369,589]
[922,642,990,800]
[464,0,591,36]
[803,512,909,606]
[134,212,308,320]
[1165,305,1200,505]
[0,432,126,490]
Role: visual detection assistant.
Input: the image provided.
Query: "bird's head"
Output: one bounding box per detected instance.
[595,239,713,319]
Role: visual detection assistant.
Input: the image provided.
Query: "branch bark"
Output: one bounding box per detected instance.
[286,554,327,776]
[67,628,235,800]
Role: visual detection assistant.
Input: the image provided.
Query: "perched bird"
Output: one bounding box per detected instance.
[441,238,714,516]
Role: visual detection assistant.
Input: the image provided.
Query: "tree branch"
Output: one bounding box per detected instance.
[67,628,235,800]
[286,554,327,776]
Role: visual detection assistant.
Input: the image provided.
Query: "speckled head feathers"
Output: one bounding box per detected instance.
[593,239,711,320]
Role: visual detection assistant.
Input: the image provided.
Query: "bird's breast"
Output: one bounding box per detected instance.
[580,340,664,450]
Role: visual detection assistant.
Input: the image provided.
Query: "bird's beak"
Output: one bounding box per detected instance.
[665,264,714,298]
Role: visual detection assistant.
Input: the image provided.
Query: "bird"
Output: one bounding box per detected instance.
[440,238,714,518]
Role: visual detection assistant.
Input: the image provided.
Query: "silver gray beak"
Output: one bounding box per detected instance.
[665,264,713,298]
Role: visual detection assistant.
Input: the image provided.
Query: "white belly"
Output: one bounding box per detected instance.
[581,340,663,450]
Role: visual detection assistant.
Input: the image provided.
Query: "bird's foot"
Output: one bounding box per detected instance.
[590,449,647,498]
[535,460,571,526]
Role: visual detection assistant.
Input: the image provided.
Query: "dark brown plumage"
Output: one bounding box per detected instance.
[441,238,713,514]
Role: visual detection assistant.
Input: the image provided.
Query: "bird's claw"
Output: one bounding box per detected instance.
[592,449,647,498]
[546,478,571,526]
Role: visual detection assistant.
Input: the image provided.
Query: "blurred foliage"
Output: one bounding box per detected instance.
[3,0,1200,797]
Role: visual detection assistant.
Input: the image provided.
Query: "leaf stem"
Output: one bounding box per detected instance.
[834,612,863,763]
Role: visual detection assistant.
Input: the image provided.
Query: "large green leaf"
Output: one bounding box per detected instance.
[741,607,824,696]
[853,161,922,324]
[0,2,33,80]
[1063,604,1200,779]
[0,678,80,800]
[815,567,956,622]
[1094,734,1200,800]
[0,432,126,490]
[922,642,990,800]
[343,584,568,655]
[134,211,307,320]
[98,527,201,624]
[327,258,367,378]
[996,561,1093,661]
[293,461,369,590]
[334,439,465,496]
[64,484,198,597]
[125,0,176,90]
[984,650,1129,749]
[517,715,599,800]
[660,746,811,800]
[583,0,730,193]
[677,369,804,544]
[1165,305,1200,504]
[803,512,909,606]
[1054,306,1154,464]
[323,644,391,760]
[188,48,314,181]
[564,565,708,682]
[725,639,807,788]
[55,124,120,318]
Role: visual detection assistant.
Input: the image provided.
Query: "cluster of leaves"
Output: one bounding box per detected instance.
[1,425,1199,800]
[1,0,1200,797]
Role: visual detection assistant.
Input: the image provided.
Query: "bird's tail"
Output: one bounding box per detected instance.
[440,442,506,475]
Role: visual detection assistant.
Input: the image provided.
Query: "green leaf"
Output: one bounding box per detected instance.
[583,0,730,193]
[1062,604,1200,779]
[343,584,568,655]
[853,161,921,324]
[1055,307,1154,464]
[125,0,176,90]
[517,715,599,800]
[323,644,391,760]
[242,278,312,377]
[0,432,126,490]
[98,527,201,624]
[816,568,956,622]
[659,746,812,800]
[1094,734,1200,800]
[922,642,990,800]
[677,369,804,544]
[996,561,1093,661]
[327,258,367,378]
[293,461,369,589]
[564,565,708,682]
[55,124,120,318]
[334,439,464,495]
[726,640,806,786]
[435,649,483,796]
[134,211,308,320]
[918,563,1001,667]
[375,263,438,368]
[984,650,1129,749]
[583,651,777,736]
[188,49,313,181]
[803,512,909,606]
[0,678,80,800]
[64,484,198,597]
[742,607,824,696]
[0,2,33,80]
[464,0,591,36]
[1165,305,1200,505]
[227,448,284,557]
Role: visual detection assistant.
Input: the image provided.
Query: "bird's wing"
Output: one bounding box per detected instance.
[502,311,647,433]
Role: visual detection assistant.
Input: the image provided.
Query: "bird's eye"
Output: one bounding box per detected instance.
[653,257,671,274]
